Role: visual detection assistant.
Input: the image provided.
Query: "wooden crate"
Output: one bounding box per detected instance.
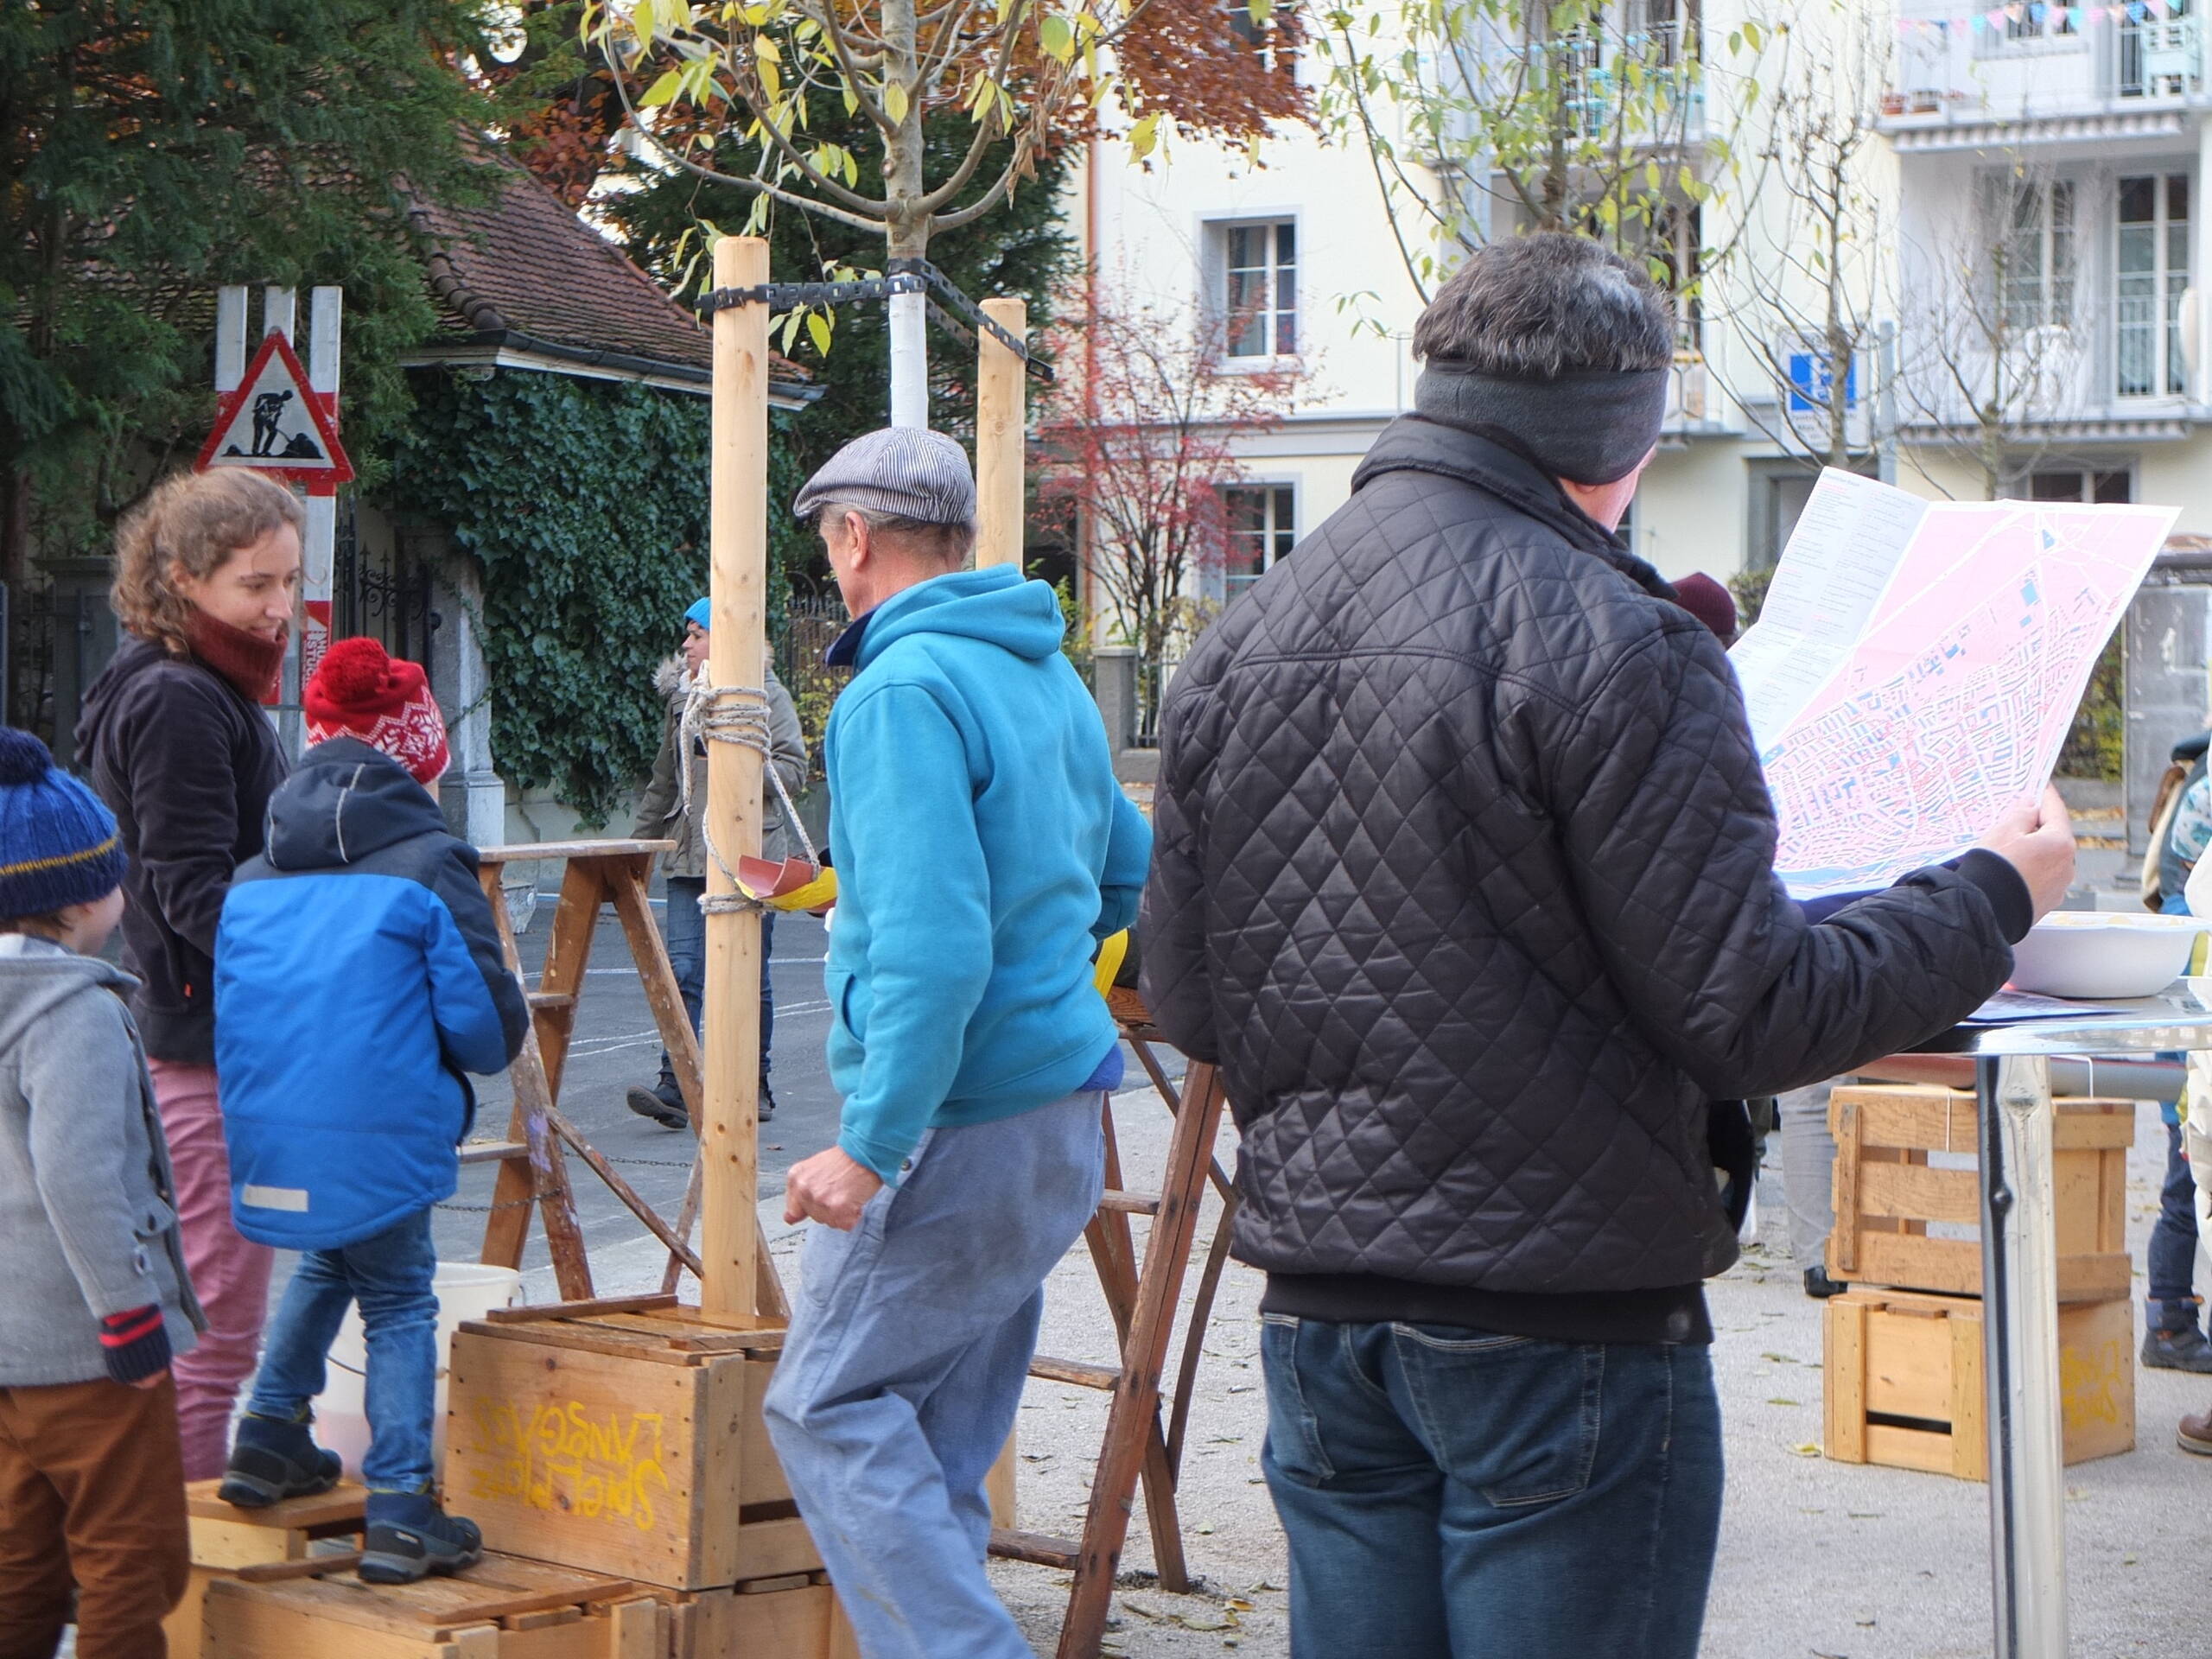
[1827,1085,2133,1302]
[162,1479,366,1659]
[202,1548,663,1659]
[443,1295,817,1591]
[1824,1287,2134,1480]
[664,1571,859,1659]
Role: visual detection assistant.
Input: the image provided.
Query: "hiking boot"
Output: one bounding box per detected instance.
[759,1076,776,1125]
[218,1414,343,1509]
[2180,1408,2212,1456]
[1803,1266,1847,1300]
[2144,1325,2212,1374]
[359,1492,484,1585]
[625,1082,689,1131]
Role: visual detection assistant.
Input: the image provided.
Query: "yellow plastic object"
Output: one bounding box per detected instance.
[766,867,838,913]
[1093,929,1130,998]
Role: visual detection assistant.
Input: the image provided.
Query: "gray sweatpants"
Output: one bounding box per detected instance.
[1778,1082,1841,1272]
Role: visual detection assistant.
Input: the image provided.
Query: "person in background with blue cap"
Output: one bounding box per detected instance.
[628,594,806,1128]
[0,727,206,1656]
[761,427,1151,1657]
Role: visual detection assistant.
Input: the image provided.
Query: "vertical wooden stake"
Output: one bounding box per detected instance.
[702,234,771,1323]
[975,297,1028,569]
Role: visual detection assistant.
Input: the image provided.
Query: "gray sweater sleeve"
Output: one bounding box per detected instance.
[24,988,167,1318]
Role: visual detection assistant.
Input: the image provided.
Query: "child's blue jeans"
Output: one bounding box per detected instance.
[245,1206,439,1495]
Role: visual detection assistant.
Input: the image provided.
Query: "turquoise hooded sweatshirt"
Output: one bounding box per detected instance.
[823,565,1152,1180]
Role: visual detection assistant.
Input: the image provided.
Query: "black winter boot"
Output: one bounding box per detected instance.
[359,1491,484,1585]
[626,1080,689,1130]
[2143,1323,2212,1373]
[219,1414,344,1509]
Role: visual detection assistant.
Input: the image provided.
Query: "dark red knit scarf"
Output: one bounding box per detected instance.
[185,611,287,703]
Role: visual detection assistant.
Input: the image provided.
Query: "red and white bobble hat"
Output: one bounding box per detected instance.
[304,637,450,785]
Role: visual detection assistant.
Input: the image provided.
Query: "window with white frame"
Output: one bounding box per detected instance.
[2117,172,2190,398]
[1221,485,1295,597]
[1992,177,2075,331]
[1217,220,1297,360]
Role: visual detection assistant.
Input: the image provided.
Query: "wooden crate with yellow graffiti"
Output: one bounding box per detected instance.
[443,1295,818,1592]
[1824,1287,2133,1480]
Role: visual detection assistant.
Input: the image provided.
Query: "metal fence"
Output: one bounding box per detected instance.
[776,593,850,780]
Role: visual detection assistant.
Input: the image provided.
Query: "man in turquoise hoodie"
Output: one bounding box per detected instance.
[763,428,1151,1658]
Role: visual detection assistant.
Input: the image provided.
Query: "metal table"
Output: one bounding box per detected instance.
[1905,981,2212,1659]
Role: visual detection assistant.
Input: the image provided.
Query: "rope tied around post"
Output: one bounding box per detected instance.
[677,671,822,917]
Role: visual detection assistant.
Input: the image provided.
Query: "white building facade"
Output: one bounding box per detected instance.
[1071,0,1888,617]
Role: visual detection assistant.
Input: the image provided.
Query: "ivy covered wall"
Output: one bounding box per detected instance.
[386,368,804,823]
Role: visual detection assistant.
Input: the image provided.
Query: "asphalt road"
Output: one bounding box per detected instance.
[426,875,842,1275]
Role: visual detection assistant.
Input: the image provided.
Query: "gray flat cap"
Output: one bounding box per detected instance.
[792,427,976,526]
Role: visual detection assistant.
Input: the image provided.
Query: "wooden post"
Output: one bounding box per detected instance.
[702,235,772,1322]
[975,296,1028,569]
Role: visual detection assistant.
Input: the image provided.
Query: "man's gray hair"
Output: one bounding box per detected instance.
[817,502,976,567]
[1411,233,1674,379]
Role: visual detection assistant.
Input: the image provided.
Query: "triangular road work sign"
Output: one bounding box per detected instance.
[195,332,353,488]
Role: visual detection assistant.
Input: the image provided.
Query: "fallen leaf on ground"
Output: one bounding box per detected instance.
[1789,1442,1821,1457]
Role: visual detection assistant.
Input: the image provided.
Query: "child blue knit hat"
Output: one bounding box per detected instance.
[684,597,712,632]
[0,728,127,918]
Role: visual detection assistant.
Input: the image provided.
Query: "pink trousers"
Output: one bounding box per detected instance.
[147,1060,272,1481]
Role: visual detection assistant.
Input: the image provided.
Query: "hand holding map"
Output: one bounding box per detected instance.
[1729,469,2177,899]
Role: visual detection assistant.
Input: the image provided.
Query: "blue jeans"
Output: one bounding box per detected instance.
[657,878,774,1091]
[763,1092,1105,1659]
[2149,1121,2202,1331]
[245,1208,438,1496]
[1260,1316,1723,1659]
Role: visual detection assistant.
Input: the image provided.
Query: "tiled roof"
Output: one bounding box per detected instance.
[409,152,808,395]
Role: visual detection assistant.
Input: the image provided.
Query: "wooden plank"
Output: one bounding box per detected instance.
[1029,1354,1121,1390]
[534,860,604,1099]
[988,1528,1080,1569]
[485,1295,680,1325]
[1862,1300,1954,1422]
[701,233,772,1324]
[975,296,1027,569]
[2052,1102,2139,1151]
[1097,1189,1160,1216]
[726,1515,823,1584]
[734,1573,816,1596]
[478,873,544,1275]
[612,1597,664,1659]
[1839,1085,1973,1155]
[1865,1422,1961,1477]
[738,1354,795,1508]
[1823,1296,1867,1463]
[235,1553,365,1584]
[410,1582,639,1627]
[1828,1090,1863,1274]
[673,1582,841,1659]
[446,1330,712,1588]
[1858,1160,1979,1227]
[455,1319,696,1367]
[1950,1306,1986,1481]
[459,1141,530,1167]
[479,840,674,865]
[202,1586,431,1659]
[607,862,702,1121]
[547,1106,703,1277]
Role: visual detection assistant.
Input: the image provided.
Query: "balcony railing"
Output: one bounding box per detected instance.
[2118,14,2202,100]
[1886,5,2204,124]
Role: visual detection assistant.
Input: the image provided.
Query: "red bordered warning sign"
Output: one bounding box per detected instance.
[195,333,353,492]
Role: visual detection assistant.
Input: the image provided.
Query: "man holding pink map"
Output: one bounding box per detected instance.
[1732,469,2179,900]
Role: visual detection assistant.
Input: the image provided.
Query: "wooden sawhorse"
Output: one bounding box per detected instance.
[470,839,785,1318]
[989,991,1241,1659]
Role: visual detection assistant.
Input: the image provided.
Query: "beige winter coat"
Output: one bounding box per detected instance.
[632,658,809,878]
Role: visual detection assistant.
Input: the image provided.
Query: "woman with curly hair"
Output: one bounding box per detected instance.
[76,467,301,1478]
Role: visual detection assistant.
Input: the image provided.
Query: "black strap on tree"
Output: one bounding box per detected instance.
[698,256,1053,385]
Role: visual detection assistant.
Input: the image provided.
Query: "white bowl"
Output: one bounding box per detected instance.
[2006,912,2205,1001]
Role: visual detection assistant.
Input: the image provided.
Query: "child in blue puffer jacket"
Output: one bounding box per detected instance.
[213,639,527,1584]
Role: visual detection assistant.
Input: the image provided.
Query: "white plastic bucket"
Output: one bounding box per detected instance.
[315,1261,522,1478]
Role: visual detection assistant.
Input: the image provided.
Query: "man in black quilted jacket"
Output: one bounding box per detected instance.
[1140,232,2075,1659]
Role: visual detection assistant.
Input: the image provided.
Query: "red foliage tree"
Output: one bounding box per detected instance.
[1035,276,1300,735]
